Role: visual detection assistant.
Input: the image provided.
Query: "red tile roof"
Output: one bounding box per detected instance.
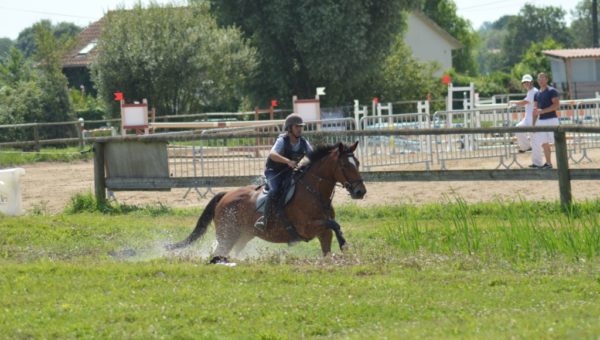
[62,17,105,68]
[542,48,600,59]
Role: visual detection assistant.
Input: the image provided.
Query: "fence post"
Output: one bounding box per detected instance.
[554,130,572,209]
[93,142,107,206]
[77,118,85,149]
[33,123,40,151]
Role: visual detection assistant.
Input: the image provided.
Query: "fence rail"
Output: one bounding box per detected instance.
[92,126,600,209]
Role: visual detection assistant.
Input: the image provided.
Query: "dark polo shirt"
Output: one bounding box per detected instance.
[534,86,559,120]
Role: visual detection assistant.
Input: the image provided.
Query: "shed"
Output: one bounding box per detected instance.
[543,48,600,99]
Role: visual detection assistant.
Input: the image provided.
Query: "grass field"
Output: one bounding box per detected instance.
[1,197,600,338]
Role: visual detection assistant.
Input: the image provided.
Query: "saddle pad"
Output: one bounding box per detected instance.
[255,185,296,214]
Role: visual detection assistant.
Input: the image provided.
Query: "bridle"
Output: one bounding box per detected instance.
[297,150,364,210]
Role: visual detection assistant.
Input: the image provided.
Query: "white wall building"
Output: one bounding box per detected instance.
[404,12,463,76]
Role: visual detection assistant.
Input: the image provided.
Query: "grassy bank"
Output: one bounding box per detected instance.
[1,200,600,338]
[0,147,92,166]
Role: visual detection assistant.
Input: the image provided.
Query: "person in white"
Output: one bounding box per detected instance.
[509,74,538,153]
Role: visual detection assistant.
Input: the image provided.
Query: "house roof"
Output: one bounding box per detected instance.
[62,17,105,68]
[411,11,463,50]
[543,48,600,59]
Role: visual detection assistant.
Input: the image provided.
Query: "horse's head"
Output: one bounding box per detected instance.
[330,141,367,199]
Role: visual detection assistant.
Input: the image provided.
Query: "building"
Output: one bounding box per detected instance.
[543,48,600,99]
[404,12,463,76]
[61,18,105,95]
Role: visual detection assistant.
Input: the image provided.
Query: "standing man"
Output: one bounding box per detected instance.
[530,72,560,169]
[255,113,313,229]
[510,74,539,153]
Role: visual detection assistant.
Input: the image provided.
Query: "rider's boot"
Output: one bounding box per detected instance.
[254,197,272,230]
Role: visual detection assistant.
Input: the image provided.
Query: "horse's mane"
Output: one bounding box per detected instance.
[299,143,350,172]
[306,144,337,163]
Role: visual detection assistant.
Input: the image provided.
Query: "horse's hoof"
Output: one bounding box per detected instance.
[209,256,236,266]
[340,243,350,251]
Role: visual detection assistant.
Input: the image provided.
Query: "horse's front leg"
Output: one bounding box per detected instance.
[307,219,348,253]
[317,229,333,256]
[325,219,348,251]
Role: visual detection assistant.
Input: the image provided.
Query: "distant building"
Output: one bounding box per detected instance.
[543,48,600,99]
[62,18,104,95]
[404,12,463,76]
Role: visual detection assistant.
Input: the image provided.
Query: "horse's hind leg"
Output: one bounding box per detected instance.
[232,233,254,257]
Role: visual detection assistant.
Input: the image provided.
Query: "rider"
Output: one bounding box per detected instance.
[255,113,313,229]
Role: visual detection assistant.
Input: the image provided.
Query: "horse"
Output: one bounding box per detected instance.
[167,141,367,264]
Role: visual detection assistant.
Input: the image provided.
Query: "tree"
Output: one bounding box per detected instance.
[31,22,74,126]
[0,38,13,62]
[209,0,416,106]
[477,16,511,74]
[570,0,598,48]
[0,24,74,142]
[511,38,562,85]
[15,20,81,58]
[0,48,44,141]
[421,0,479,76]
[502,4,571,67]
[92,3,257,116]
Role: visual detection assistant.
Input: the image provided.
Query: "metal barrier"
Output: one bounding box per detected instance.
[358,113,432,170]
[165,119,356,196]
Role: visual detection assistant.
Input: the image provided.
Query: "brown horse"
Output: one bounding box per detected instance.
[167,141,367,263]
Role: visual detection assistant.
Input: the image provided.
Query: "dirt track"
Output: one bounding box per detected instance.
[15,151,600,214]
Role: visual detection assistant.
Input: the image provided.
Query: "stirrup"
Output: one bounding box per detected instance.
[254,216,266,230]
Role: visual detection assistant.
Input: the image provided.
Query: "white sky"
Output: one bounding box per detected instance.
[0,0,581,40]
[455,0,578,29]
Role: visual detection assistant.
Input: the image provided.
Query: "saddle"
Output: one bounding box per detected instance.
[255,177,297,214]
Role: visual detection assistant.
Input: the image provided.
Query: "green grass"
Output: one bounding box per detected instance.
[0,147,93,166]
[1,199,600,338]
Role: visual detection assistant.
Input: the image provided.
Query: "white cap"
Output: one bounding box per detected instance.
[521,74,533,83]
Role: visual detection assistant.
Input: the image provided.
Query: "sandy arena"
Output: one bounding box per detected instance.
[16,150,600,214]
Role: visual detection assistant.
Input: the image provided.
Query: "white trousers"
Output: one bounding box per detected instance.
[531,118,559,166]
[515,118,531,151]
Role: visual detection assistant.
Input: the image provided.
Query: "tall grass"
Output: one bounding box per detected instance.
[338,197,600,262]
[0,147,92,166]
[58,193,600,262]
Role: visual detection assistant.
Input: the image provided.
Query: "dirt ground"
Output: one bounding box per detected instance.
[13,149,600,214]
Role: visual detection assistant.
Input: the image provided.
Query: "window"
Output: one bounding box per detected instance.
[78,40,97,55]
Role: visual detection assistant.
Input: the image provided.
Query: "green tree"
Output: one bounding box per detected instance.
[421,0,479,76]
[477,16,511,74]
[0,48,45,141]
[15,20,81,58]
[570,0,598,48]
[0,48,32,87]
[209,0,416,106]
[0,38,13,62]
[511,38,562,85]
[92,3,257,116]
[31,22,74,126]
[502,4,571,67]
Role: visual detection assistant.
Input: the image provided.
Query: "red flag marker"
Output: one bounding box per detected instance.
[271,99,278,107]
[441,74,451,85]
[114,92,124,101]
[373,97,379,105]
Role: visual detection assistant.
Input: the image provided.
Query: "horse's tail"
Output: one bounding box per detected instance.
[166,191,226,250]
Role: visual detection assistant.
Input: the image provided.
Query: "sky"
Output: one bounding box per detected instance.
[0,0,581,40]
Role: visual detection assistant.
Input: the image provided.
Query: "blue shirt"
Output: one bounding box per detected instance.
[271,134,313,154]
[534,87,559,120]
